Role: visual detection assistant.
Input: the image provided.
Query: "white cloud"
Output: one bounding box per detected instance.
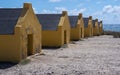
[55,7,86,15]
[33,7,38,13]
[41,9,56,13]
[40,7,86,15]
[103,5,113,13]
[93,5,120,24]
[103,5,120,14]
[41,7,66,14]
[69,8,86,15]
[55,7,67,10]
[41,9,50,13]
[112,6,120,14]
[55,7,67,13]
[93,5,120,16]
[49,0,61,2]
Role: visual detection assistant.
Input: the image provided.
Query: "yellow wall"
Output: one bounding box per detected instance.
[80,15,85,38]
[99,21,103,35]
[0,3,42,63]
[90,20,93,37]
[42,27,62,47]
[93,27,99,36]
[0,28,21,62]
[61,11,71,44]
[93,27,97,36]
[42,11,70,47]
[93,20,99,36]
[84,19,93,37]
[70,25,81,40]
[84,28,89,37]
[70,14,84,40]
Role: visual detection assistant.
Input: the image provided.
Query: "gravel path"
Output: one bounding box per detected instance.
[0,35,120,75]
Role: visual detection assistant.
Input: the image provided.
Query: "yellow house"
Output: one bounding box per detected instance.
[83,16,93,37]
[0,3,42,63]
[93,19,99,36]
[69,13,84,41]
[37,11,70,47]
[99,21,103,35]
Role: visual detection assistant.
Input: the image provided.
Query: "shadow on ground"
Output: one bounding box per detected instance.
[42,44,69,50]
[42,46,61,50]
[0,62,17,69]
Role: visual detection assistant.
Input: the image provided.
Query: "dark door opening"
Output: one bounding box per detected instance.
[64,31,67,44]
[81,28,82,38]
[27,34,33,56]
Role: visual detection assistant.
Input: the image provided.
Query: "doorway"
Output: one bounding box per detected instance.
[64,31,67,44]
[27,34,33,56]
[81,28,82,38]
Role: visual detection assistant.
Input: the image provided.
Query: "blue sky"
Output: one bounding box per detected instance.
[0,0,120,24]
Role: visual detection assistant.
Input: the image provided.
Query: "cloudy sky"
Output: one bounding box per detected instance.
[0,0,120,24]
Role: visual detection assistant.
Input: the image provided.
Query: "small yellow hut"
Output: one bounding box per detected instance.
[37,11,70,47]
[83,16,93,37]
[93,19,99,36]
[0,3,42,63]
[69,13,84,41]
[99,21,103,35]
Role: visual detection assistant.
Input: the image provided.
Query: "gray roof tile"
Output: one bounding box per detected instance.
[83,18,89,28]
[0,8,22,34]
[36,14,61,30]
[69,16,78,28]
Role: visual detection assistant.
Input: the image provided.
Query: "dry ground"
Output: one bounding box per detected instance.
[0,35,120,75]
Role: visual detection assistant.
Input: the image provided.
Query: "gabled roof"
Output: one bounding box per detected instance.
[83,18,89,28]
[0,8,22,34]
[69,16,78,28]
[36,14,61,30]
[92,20,96,27]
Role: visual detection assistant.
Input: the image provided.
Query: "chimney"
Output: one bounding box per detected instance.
[89,16,92,20]
[62,11,67,16]
[78,13,82,19]
[95,19,98,22]
[23,3,32,9]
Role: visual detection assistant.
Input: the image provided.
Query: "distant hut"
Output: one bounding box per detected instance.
[69,13,84,41]
[0,3,42,63]
[83,16,93,37]
[93,19,99,36]
[37,11,70,47]
[99,21,103,35]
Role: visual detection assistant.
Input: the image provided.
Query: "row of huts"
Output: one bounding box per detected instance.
[0,3,103,63]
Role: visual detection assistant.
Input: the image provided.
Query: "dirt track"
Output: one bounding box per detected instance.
[0,35,120,75]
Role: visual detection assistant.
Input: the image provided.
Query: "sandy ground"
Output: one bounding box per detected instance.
[0,35,120,75]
